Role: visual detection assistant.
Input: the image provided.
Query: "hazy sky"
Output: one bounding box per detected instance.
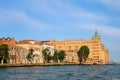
[0,0,120,62]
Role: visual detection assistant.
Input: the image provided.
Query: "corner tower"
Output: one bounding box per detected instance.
[90,29,109,64]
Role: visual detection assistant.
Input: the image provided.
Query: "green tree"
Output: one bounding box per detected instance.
[58,50,66,62]
[47,53,53,63]
[53,49,59,63]
[0,44,9,63]
[77,50,82,64]
[42,48,53,63]
[27,48,34,63]
[42,48,49,63]
[43,49,66,63]
[77,45,90,64]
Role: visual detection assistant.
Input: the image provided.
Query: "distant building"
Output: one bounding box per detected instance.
[16,40,43,63]
[0,37,15,46]
[9,46,27,64]
[43,30,109,64]
[0,30,109,64]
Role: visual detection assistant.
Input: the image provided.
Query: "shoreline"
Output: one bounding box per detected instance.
[0,63,79,68]
[0,63,115,68]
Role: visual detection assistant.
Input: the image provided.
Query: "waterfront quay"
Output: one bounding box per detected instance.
[0,63,80,68]
[0,62,114,68]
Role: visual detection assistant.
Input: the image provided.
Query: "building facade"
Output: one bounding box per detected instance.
[9,46,28,64]
[0,37,15,46]
[43,30,109,64]
[0,30,109,64]
[16,40,43,63]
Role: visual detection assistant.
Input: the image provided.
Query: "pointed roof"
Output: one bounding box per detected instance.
[92,29,100,39]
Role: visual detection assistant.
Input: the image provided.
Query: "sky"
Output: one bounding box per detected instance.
[0,0,120,62]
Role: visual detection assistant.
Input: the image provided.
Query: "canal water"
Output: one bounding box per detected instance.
[0,65,120,80]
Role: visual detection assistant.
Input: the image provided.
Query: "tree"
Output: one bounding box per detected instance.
[42,49,66,63]
[58,50,66,62]
[53,49,59,63]
[27,48,34,63]
[77,50,82,64]
[77,45,90,64]
[0,44,9,63]
[42,48,52,63]
[42,48,49,63]
[46,53,53,63]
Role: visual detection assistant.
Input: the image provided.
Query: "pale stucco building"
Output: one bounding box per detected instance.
[16,40,43,63]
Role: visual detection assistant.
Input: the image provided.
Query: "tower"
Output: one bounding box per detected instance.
[91,30,101,64]
[92,29,100,39]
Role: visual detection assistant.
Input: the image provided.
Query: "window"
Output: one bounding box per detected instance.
[59,46,61,48]
[75,46,78,50]
[69,46,71,50]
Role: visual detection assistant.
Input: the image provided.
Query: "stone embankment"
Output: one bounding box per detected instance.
[0,63,80,68]
[0,63,113,68]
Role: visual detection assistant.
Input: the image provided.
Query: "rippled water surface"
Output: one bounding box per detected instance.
[0,65,120,80]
